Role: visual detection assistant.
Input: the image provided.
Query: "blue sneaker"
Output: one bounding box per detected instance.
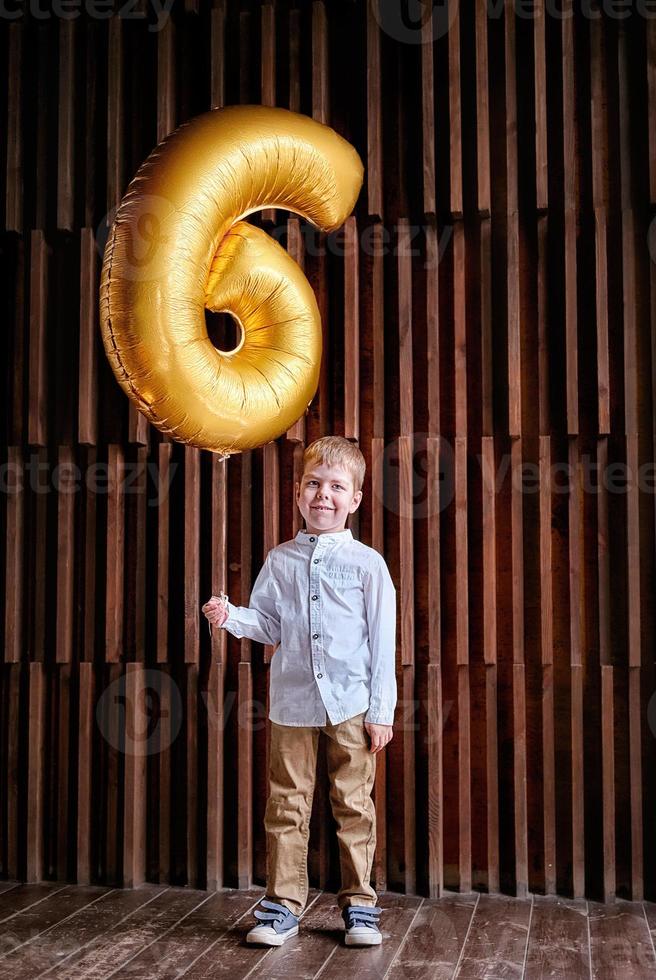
[246,899,300,946]
[342,905,383,945]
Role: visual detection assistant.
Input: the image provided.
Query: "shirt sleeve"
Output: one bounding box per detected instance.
[363,555,397,726]
[220,552,281,647]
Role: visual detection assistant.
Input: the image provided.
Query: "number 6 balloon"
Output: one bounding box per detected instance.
[99,105,363,455]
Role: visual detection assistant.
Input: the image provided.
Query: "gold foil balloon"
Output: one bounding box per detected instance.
[99,105,363,455]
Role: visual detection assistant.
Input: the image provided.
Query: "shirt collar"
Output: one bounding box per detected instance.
[295,528,353,546]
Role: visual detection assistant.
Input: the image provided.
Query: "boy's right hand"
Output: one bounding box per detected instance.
[202,594,229,630]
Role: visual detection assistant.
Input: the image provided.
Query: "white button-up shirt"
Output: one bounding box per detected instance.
[220,528,397,726]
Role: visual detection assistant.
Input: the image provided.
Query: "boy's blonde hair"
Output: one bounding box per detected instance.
[302,436,366,493]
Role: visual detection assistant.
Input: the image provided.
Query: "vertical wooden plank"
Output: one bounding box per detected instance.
[157,443,172,664]
[511,439,528,897]
[288,6,301,114]
[475,1,490,216]
[399,436,414,670]
[568,440,585,898]
[504,0,518,216]
[480,220,493,435]
[536,215,550,435]
[458,661,472,893]
[482,438,500,896]
[77,662,94,884]
[187,664,199,887]
[26,662,45,883]
[367,0,383,219]
[184,447,200,666]
[6,23,23,233]
[648,20,656,204]
[7,235,26,446]
[427,662,443,897]
[601,665,616,902]
[158,666,171,883]
[240,452,253,669]
[454,223,466,437]
[402,665,416,895]
[107,17,124,217]
[372,225,385,440]
[126,446,147,663]
[6,665,21,878]
[28,230,49,448]
[78,228,98,446]
[82,447,98,664]
[426,226,440,436]
[56,446,75,665]
[32,448,48,664]
[448,0,462,219]
[210,453,228,668]
[590,17,610,435]
[105,663,121,883]
[562,3,579,435]
[210,0,226,110]
[455,436,468,667]
[292,441,304,538]
[262,441,279,666]
[206,660,225,891]
[286,218,307,444]
[57,20,75,232]
[398,220,413,437]
[260,3,276,224]
[507,213,521,437]
[312,1,329,125]
[482,438,497,668]
[158,15,176,142]
[626,433,643,899]
[539,436,556,894]
[629,665,643,900]
[56,665,71,881]
[106,446,125,663]
[534,0,548,212]
[83,19,100,229]
[5,448,24,664]
[237,661,253,889]
[344,216,359,441]
[421,14,436,219]
[370,436,387,893]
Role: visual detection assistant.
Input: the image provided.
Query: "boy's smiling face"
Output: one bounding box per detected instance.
[295,461,363,535]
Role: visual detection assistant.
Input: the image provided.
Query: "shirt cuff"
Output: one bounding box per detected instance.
[220,601,243,638]
[364,702,395,726]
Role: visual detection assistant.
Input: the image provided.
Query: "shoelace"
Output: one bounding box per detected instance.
[253,899,297,931]
[344,905,382,929]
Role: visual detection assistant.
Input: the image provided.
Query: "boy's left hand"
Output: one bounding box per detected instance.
[365,722,393,753]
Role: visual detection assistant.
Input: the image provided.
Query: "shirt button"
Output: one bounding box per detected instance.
[313,633,319,639]
[314,558,320,564]
[317,673,323,678]
[312,595,318,600]
[309,537,315,542]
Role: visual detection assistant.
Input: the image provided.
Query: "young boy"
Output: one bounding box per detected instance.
[202,436,397,947]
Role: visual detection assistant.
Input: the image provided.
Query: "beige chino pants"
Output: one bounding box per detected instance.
[263,711,378,916]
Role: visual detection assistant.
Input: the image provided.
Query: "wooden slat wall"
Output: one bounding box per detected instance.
[1,1,655,906]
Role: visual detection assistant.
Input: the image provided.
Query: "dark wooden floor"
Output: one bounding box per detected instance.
[0,881,655,979]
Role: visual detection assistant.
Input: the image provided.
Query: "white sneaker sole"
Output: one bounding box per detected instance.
[345,930,382,946]
[246,923,299,946]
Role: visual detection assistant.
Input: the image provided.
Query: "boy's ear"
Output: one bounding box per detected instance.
[350,489,363,512]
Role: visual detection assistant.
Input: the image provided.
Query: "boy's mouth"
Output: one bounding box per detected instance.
[311,506,334,512]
